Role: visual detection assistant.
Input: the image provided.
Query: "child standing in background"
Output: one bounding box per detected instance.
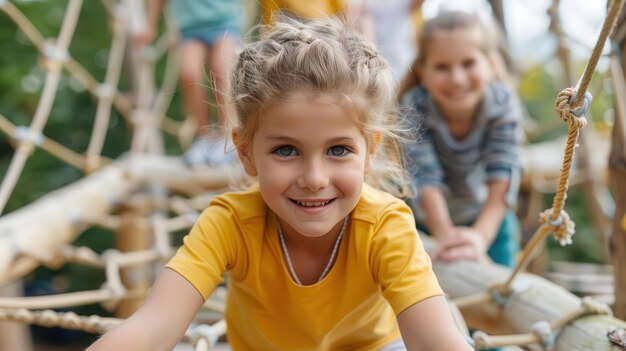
[136,0,242,166]
[349,0,422,80]
[260,0,345,24]
[401,11,523,269]
[88,18,472,351]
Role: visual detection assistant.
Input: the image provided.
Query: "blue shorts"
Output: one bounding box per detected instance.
[180,20,241,47]
[416,210,520,268]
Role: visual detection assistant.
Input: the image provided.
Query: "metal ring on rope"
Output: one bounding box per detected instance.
[554,87,592,128]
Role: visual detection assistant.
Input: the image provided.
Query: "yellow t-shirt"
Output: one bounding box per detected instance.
[167,184,442,350]
[261,0,345,24]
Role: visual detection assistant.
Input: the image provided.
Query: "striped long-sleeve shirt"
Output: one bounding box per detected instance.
[403,81,523,225]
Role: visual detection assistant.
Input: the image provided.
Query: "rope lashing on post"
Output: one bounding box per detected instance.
[471,297,613,349]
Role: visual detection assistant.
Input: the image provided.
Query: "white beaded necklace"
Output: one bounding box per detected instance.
[277,217,348,285]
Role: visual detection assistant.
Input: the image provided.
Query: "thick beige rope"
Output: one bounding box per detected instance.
[571,0,625,109]
[454,0,626,312]
[0,307,121,334]
[0,113,88,169]
[499,0,626,295]
[0,0,83,215]
[85,7,128,172]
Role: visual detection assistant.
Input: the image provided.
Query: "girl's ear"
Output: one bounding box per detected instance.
[365,133,382,174]
[232,130,258,176]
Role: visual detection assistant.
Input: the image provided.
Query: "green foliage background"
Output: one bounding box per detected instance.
[0,1,185,345]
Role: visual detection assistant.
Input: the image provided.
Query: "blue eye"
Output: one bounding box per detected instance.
[462,59,476,69]
[327,146,350,157]
[273,146,298,157]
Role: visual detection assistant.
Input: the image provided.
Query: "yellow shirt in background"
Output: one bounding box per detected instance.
[261,0,345,24]
[167,183,442,350]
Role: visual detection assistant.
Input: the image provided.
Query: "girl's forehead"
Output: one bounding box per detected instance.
[431,26,484,46]
[255,94,370,138]
[264,93,365,123]
[422,27,487,62]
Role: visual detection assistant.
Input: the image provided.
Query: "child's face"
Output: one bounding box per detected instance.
[419,27,493,118]
[236,94,373,239]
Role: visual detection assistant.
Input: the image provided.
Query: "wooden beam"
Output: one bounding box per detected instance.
[609,37,626,319]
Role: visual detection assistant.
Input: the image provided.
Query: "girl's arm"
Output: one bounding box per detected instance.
[87,268,204,351]
[472,179,509,246]
[135,0,166,46]
[397,295,473,350]
[419,185,454,240]
[434,180,508,262]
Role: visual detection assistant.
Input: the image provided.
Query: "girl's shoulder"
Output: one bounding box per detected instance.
[401,85,430,112]
[352,184,412,224]
[483,81,523,121]
[487,81,514,104]
[208,183,267,221]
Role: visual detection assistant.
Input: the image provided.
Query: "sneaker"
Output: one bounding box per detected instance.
[183,135,237,167]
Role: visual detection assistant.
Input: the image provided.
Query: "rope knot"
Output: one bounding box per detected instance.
[187,324,219,348]
[554,87,591,129]
[471,330,492,349]
[488,284,513,306]
[531,320,556,350]
[581,296,613,316]
[539,208,575,246]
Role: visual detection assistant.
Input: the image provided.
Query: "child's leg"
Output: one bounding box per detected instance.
[486,210,520,268]
[179,40,212,136]
[206,34,238,136]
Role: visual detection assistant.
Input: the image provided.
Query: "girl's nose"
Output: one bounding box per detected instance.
[450,66,467,85]
[297,157,329,191]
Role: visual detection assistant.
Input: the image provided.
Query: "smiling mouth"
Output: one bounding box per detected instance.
[290,199,335,207]
[446,91,470,98]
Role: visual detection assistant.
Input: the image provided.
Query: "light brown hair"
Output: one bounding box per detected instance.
[398,10,510,99]
[230,18,413,197]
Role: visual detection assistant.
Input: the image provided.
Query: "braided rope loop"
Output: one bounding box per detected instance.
[555,88,591,128]
[539,209,575,246]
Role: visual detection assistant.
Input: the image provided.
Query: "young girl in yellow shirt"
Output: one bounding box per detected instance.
[88,18,472,351]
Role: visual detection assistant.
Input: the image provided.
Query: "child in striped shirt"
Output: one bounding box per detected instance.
[401,10,523,268]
